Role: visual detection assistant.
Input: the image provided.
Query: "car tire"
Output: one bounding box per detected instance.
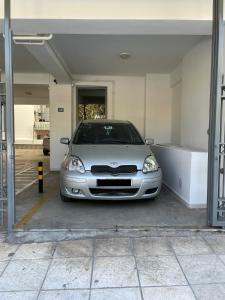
[43,149,49,156]
[60,192,71,202]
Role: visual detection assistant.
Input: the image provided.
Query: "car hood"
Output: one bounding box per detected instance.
[70,144,153,170]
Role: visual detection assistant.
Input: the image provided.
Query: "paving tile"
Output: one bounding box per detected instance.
[43,257,92,289]
[13,243,55,260]
[178,255,225,284]
[0,261,9,275]
[219,255,225,265]
[95,238,132,257]
[192,283,225,300]
[142,286,196,300]
[0,259,50,291]
[38,290,89,300]
[168,237,212,255]
[0,291,38,300]
[137,256,187,286]
[204,235,225,254]
[0,243,18,261]
[133,237,173,256]
[92,256,139,288]
[54,239,93,258]
[90,287,142,300]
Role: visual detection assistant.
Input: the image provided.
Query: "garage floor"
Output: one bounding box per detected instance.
[15,148,49,195]
[15,149,207,229]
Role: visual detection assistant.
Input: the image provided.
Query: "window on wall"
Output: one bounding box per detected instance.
[77,87,107,123]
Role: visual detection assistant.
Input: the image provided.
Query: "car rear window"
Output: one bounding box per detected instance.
[73,122,144,145]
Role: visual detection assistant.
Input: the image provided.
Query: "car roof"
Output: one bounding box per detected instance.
[82,119,130,124]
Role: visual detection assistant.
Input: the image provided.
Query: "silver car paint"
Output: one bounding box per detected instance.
[60,120,162,200]
[70,144,153,170]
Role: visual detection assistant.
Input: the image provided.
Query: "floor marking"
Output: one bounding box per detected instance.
[15,188,52,229]
[16,166,33,175]
[16,172,49,195]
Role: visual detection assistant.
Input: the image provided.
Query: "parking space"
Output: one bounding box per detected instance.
[15,164,206,230]
[15,149,49,195]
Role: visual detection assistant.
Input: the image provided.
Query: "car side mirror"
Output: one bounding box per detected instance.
[60,137,70,145]
[145,138,154,145]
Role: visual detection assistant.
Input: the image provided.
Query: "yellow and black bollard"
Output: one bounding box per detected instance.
[38,162,44,193]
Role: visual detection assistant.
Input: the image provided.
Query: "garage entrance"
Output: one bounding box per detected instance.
[0,0,224,232]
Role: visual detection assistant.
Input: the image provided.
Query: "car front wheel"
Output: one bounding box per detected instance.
[43,149,49,156]
[60,192,71,202]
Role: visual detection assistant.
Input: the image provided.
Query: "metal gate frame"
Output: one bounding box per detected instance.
[207,0,225,227]
[2,0,225,231]
[2,0,15,232]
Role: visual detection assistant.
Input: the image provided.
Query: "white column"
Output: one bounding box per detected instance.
[49,81,72,170]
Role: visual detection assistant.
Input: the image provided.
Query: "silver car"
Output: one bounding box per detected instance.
[60,120,162,201]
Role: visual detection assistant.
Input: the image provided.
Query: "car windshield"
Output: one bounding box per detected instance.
[73,122,144,145]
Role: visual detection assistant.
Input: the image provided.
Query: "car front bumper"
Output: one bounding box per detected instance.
[60,169,162,200]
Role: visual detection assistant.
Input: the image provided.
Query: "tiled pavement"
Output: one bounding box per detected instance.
[0,235,225,299]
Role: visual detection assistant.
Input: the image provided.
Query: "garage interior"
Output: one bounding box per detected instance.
[0,0,224,231]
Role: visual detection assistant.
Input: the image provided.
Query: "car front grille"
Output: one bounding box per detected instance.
[91,165,137,175]
[89,188,139,197]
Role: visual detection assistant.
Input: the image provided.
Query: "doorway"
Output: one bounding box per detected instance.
[76,87,107,123]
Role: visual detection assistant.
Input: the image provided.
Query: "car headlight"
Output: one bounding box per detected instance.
[65,156,85,173]
[143,155,158,173]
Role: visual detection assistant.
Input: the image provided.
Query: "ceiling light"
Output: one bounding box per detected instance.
[119,52,131,59]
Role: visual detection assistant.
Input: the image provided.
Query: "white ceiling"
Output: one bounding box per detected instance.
[0,34,206,75]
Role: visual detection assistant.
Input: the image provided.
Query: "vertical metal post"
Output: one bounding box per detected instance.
[207,0,224,226]
[0,77,3,226]
[4,0,15,231]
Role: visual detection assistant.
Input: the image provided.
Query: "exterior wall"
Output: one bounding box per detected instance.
[14,105,34,144]
[0,0,212,20]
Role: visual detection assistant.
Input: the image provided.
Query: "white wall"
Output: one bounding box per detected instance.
[113,76,145,135]
[73,75,146,136]
[14,105,34,143]
[171,82,182,145]
[170,37,211,150]
[181,38,211,150]
[145,74,172,143]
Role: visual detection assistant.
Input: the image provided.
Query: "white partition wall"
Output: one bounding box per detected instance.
[152,145,208,208]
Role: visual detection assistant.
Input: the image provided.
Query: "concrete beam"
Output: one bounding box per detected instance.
[0,19,213,35]
[24,41,72,84]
